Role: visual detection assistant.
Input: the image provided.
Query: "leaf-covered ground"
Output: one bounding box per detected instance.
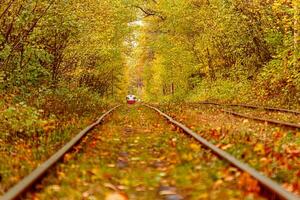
[223,105,300,124]
[0,101,110,195]
[156,103,300,195]
[26,105,266,200]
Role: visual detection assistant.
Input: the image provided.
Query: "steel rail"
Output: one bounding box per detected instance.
[194,102,300,128]
[197,101,300,115]
[227,103,300,115]
[223,110,300,129]
[1,105,121,200]
[145,104,300,200]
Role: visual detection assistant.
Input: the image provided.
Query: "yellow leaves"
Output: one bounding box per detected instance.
[88,168,102,181]
[197,193,209,199]
[254,143,265,155]
[181,153,193,161]
[189,143,200,151]
[57,171,66,180]
[42,125,55,133]
[46,185,61,192]
[242,119,249,123]
[41,119,56,133]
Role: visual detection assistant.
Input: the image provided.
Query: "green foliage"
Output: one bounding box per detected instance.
[256,59,299,105]
[0,0,137,148]
[134,0,300,106]
[188,79,252,102]
[0,0,135,99]
[0,103,47,141]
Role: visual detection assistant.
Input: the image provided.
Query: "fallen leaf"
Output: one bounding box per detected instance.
[254,143,265,155]
[104,183,118,190]
[221,143,232,150]
[238,172,260,193]
[190,143,200,151]
[105,192,128,200]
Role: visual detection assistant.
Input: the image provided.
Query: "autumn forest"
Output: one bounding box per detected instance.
[0,0,300,199]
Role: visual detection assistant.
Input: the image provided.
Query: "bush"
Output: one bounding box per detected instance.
[0,103,51,141]
[188,79,252,103]
[255,59,300,105]
[36,87,108,118]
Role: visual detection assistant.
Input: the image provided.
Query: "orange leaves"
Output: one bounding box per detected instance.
[274,131,284,140]
[105,192,128,200]
[89,140,98,148]
[170,138,177,147]
[238,172,260,194]
[169,152,178,164]
[284,145,300,158]
[209,128,222,140]
[220,143,233,150]
[63,153,73,162]
[104,183,128,200]
[282,180,300,194]
[171,124,180,132]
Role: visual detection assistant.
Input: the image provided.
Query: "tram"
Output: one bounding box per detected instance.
[126,94,137,104]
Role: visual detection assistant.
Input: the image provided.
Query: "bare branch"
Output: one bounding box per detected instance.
[134,5,166,20]
[0,0,16,20]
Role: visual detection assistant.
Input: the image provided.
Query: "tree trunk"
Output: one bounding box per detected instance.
[206,48,215,81]
[111,69,114,97]
[171,82,174,95]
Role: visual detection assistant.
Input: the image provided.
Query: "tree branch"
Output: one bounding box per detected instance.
[134,5,166,20]
[0,0,16,20]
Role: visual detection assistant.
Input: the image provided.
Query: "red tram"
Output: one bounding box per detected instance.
[126,94,137,104]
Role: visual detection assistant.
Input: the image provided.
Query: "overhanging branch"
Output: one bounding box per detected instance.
[134,5,166,20]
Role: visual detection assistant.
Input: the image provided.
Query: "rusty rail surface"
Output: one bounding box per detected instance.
[145,104,300,200]
[1,105,120,200]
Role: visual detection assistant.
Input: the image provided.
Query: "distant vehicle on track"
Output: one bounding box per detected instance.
[126,94,137,104]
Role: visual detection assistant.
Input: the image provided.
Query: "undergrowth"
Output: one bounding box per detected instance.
[0,86,113,194]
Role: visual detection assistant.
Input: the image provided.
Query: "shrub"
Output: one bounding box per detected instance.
[0,103,49,141]
[36,87,108,118]
[188,79,252,103]
[255,59,299,105]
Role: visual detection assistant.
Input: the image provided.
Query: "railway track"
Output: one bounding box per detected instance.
[1,105,120,200]
[195,102,300,129]
[197,102,300,115]
[1,104,299,200]
[145,104,299,200]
